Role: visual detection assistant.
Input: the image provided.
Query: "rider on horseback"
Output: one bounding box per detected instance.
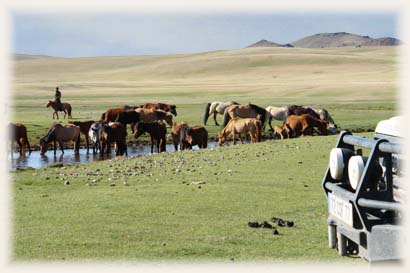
[54,87,63,111]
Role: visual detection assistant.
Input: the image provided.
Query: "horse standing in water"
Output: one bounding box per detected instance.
[134,108,173,127]
[171,122,189,151]
[99,122,128,156]
[203,101,239,126]
[284,114,328,137]
[9,123,31,156]
[46,100,72,119]
[133,122,167,153]
[68,120,95,153]
[39,123,80,155]
[183,125,208,149]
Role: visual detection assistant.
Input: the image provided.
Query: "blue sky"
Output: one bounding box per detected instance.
[12,12,398,57]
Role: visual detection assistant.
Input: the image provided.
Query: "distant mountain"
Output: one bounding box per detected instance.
[361,37,401,46]
[291,32,373,48]
[247,39,294,48]
[13,54,54,61]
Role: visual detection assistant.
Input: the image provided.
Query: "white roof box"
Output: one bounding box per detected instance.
[375,116,403,138]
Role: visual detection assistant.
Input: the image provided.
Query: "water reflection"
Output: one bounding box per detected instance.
[9,142,219,169]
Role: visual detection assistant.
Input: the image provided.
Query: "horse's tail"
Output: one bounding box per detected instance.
[68,105,72,118]
[222,109,231,128]
[203,103,211,125]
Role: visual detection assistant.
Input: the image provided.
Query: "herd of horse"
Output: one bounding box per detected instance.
[9,99,338,158]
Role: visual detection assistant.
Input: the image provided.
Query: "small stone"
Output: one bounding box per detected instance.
[273,229,279,235]
[64,181,70,186]
[110,183,116,187]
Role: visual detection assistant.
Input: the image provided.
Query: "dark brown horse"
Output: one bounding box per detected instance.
[115,110,141,133]
[99,122,128,156]
[68,120,95,153]
[39,123,80,155]
[134,108,173,127]
[133,122,167,153]
[142,102,177,116]
[46,100,72,119]
[9,123,31,156]
[184,125,208,149]
[287,105,320,120]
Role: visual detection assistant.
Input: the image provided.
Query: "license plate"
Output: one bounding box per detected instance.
[328,193,353,226]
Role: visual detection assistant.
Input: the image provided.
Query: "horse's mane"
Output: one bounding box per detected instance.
[248,103,266,115]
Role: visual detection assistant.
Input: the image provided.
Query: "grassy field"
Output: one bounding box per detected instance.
[10,46,398,262]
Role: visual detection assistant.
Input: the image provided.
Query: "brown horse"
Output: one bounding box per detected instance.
[115,110,141,133]
[273,124,292,140]
[171,122,190,151]
[46,100,72,119]
[99,122,128,156]
[101,107,127,122]
[223,103,271,131]
[39,123,80,155]
[143,102,177,116]
[218,118,261,145]
[184,125,208,149]
[9,123,31,156]
[134,108,173,127]
[284,114,328,137]
[133,122,167,153]
[68,120,95,153]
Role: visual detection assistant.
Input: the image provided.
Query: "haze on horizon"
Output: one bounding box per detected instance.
[13,12,398,57]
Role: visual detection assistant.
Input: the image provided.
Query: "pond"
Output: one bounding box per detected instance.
[9,142,219,169]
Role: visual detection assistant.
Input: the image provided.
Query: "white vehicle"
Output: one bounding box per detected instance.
[322,116,404,262]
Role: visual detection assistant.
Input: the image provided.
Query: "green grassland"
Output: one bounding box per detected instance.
[10,46,399,262]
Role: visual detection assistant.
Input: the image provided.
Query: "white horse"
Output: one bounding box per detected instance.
[265,106,289,130]
[203,101,239,126]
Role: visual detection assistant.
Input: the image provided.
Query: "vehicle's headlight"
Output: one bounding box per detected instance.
[348,156,383,190]
[329,148,354,180]
[348,156,366,190]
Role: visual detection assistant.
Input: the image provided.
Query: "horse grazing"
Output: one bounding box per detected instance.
[46,100,72,119]
[171,122,190,151]
[39,123,80,155]
[218,118,261,145]
[304,105,338,133]
[203,101,239,126]
[142,102,177,116]
[99,122,128,156]
[284,114,328,137]
[273,124,292,140]
[68,120,95,153]
[115,110,140,133]
[9,123,31,156]
[184,125,208,149]
[134,108,173,127]
[223,103,271,131]
[133,122,167,153]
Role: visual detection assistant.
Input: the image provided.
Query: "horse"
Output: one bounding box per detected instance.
[142,102,177,116]
[133,122,167,153]
[265,106,290,130]
[171,122,190,151]
[184,125,208,149]
[284,114,328,137]
[46,100,72,119]
[287,105,320,120]
[9,123,31,156]
[203,101,239,126]
[218,118,261,145]
[134,108,173,127]
[115,110,141,133]
[273,124,292,140]
[303,105,338,133]
[223,103,271,132]
[88,121,105,154]
[68,120,95,153]
[99,122,128,156]
[39,123,80,155]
